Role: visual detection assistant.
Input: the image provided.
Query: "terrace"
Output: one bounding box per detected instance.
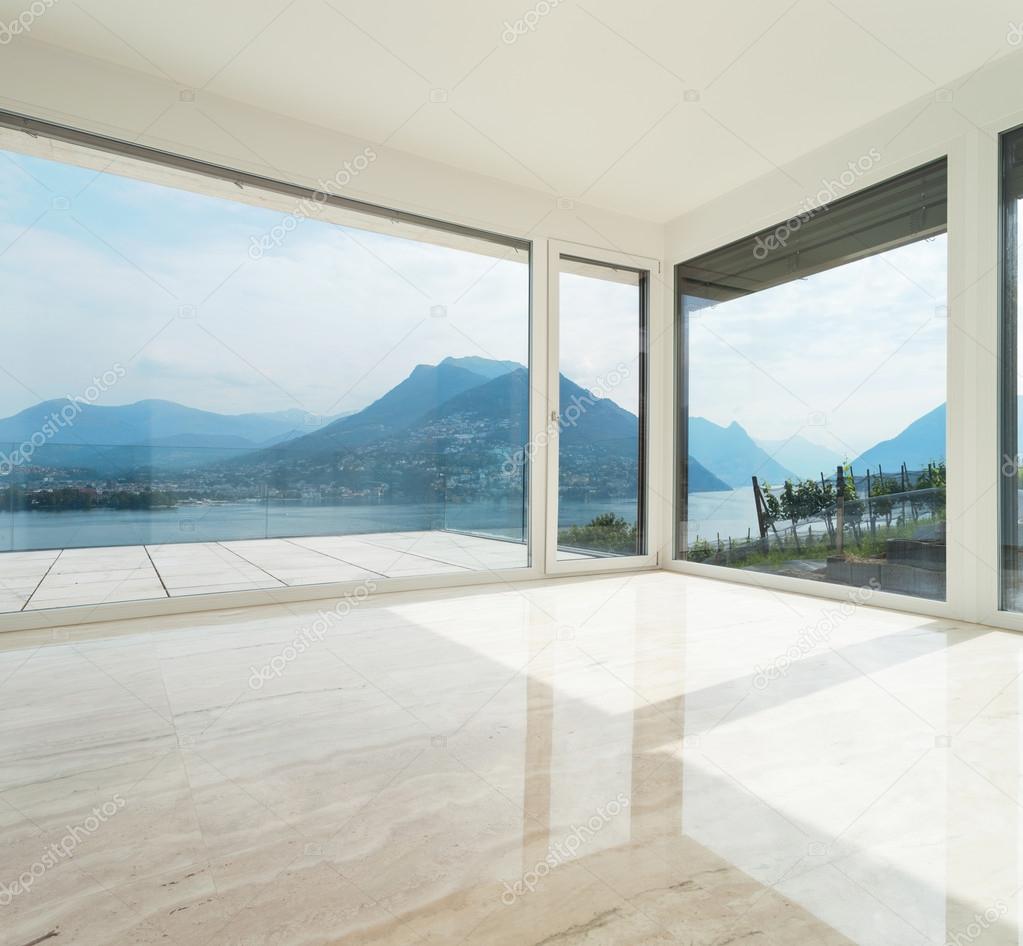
[0,530,601,612]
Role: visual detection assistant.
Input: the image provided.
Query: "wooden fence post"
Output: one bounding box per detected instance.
[752,476,770,553]
[836,465,845,557]
[865,468,875,539]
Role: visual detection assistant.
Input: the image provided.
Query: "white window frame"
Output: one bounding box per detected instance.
[544,239,664,576]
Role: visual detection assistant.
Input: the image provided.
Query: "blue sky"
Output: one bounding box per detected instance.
[559,270,641,413]
[0,146,531,420]
[687,234,948,459]
[0,144,946,454]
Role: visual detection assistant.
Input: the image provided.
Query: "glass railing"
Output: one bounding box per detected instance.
[0,430,648,560]
[0,440,530,552]
[440,445,529,542]
[686,465,947,600]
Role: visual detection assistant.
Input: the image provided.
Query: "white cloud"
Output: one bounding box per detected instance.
[687,235,947,454]
[0,178,531,418]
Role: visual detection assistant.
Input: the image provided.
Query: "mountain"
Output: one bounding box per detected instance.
[559,374,638,451]
[0,399,340,452]
[388,366,528,452]
[239,361,731,496]
[689,417,795,488]
[439,355,523,380]
[252,366,641,464]
[267,361,497,455]
[2,358,734,495]
[689,457,730,492]
[406,369,728,491]
[851,403,945,472]
[401,368,638,451]
[755,436,846,480]
[146,433,263,449]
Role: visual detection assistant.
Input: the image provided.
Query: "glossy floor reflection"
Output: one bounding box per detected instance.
[0,571,1018,944]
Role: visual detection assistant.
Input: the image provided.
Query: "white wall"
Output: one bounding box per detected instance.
[666,50,1023,628]
[665,49,1023,260]
[0,36,664,257]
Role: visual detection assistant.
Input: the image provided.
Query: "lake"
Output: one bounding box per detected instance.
[686,487,760,543]
[0,491,760,552]
[0,496,648,552]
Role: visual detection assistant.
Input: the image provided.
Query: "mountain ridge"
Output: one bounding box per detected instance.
[0,398,343,451]
[6,360,955,492]
[754,435,846,480]
[689,417,796,488]
[850,403,945,472]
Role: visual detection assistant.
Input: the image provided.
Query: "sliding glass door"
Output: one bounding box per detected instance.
[547,243,652,570]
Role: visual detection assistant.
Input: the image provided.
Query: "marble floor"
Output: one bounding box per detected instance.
[0,570,1020,945]
[0,530,554,613]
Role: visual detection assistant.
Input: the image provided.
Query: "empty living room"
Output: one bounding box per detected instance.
[2,2,1023,944]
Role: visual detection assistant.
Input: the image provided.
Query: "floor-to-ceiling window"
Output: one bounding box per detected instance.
[1001,127,1023,612]
[554,255,647,559]
[677,159,948,600]
[0,122,532,612]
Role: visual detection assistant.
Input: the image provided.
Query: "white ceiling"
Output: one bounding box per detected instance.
[5,0,1022,221]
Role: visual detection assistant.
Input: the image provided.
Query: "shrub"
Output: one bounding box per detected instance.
[559,513,638,555]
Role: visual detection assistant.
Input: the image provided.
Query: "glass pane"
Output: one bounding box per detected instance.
[680,212,947,600]
[1000,166,1023,609]
[0,138,530,612]
[556,257,645,559]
